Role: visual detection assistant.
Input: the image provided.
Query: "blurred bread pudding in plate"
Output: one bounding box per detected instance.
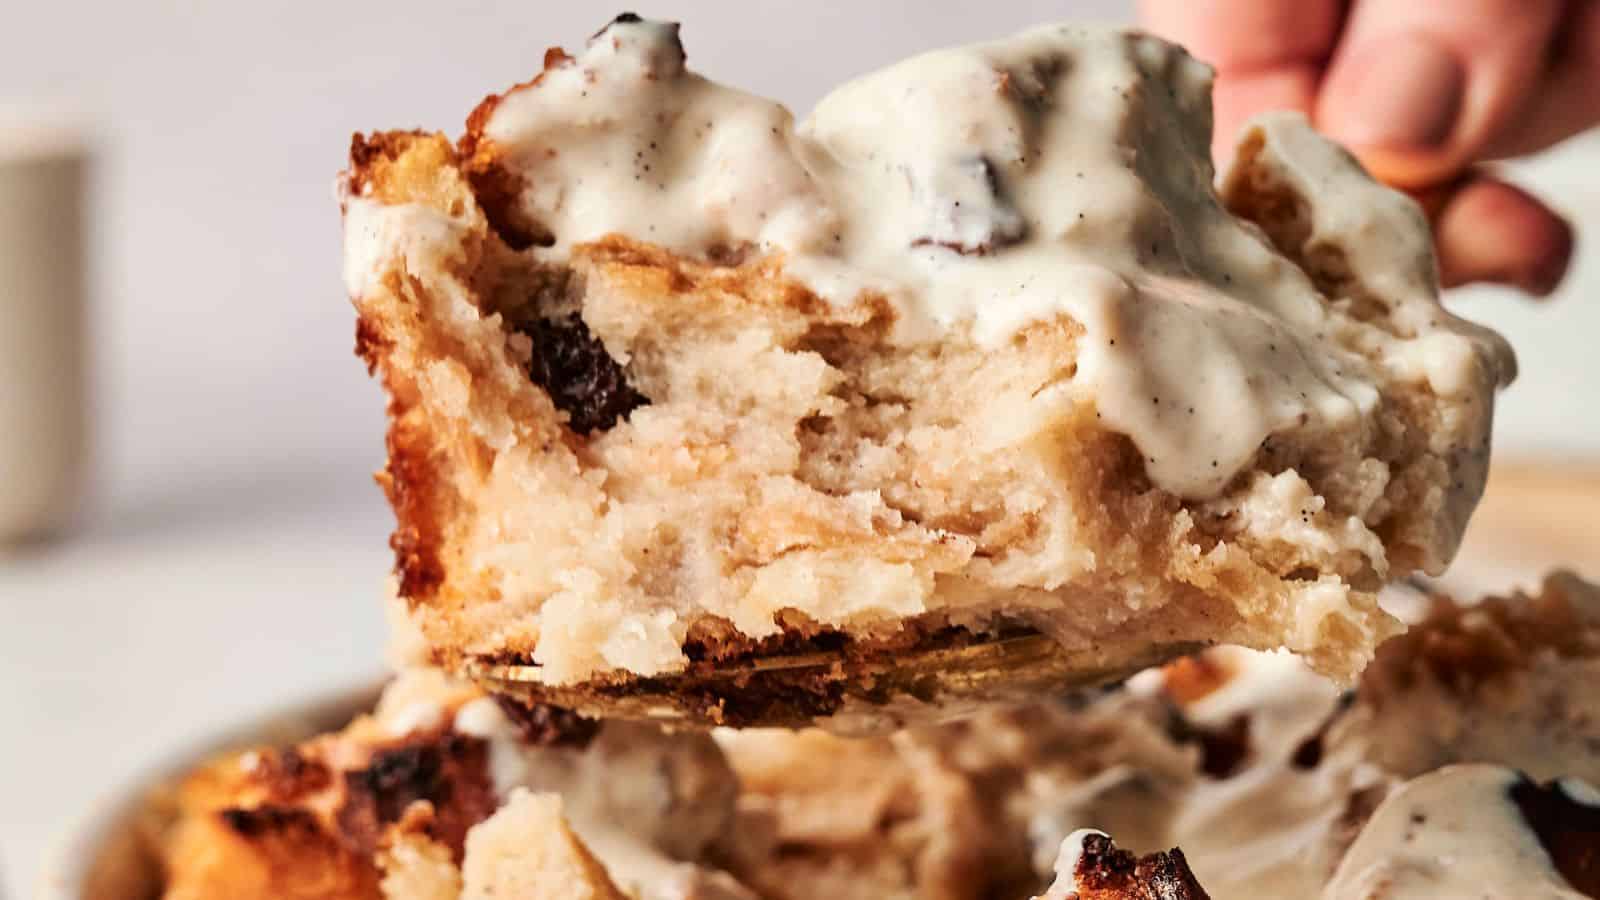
[153,573,1600,899]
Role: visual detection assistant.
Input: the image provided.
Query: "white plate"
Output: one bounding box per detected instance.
[34,682,381,900]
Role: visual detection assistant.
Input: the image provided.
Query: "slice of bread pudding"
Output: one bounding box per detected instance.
[340,16,1512,695]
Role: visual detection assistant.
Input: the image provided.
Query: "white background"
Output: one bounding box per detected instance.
[3,1,1598,894]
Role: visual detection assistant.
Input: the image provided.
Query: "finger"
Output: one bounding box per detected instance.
[1484,0,1600,158]
[1316,0,1565,188]
[1137,0,1345,74]
[1210,67,1319,164]
[1137,0,1344,161]
[1430,174,1574,295]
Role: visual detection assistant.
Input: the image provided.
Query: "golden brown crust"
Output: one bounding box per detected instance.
[347,131,426,200]
[348,131,463,210]
[1360,571,1600,708]
[334,734,498,861]
[354,316,393,377]
[156,675,745,899]
[457,47,575,249]
[163,806,383,900]
[377,409,450,602]
[345,131,478,608]
[159,715,504,899]
[1069,832,1212,900]
[1158,653,1241,706]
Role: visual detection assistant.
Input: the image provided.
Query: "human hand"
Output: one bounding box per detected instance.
[1139,0,1597,295]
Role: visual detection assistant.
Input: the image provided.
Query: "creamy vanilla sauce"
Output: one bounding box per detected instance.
[472,18,1511,502]
[1324,765,1596,900]
[1035,828,1107,899]
[341,198,467,300]
[452,699,745,899]
[1156,649,1380,898]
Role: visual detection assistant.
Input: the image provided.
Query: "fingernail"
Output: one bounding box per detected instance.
[1516,218,1574,297]
[1435,180,1575,296]
[1320,33,1465,150]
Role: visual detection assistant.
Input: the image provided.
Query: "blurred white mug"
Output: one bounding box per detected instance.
[0,117,87,542]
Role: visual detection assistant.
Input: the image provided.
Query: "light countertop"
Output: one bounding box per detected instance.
[2,467,392,896]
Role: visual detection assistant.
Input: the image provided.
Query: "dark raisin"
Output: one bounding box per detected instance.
[335,735,496,857]
[592,12,649,40]
[1290,733,1324,769]
[220,806,316,838]
[523,314,649,434]
[1290,691,1354,770]
[351,744,445,824]
[492,695,600,748]
[1164,706,1252,778]
[1509,776,1600,897]
[1193,715,1252,778]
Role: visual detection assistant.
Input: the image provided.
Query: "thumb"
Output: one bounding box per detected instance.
[1315,0,1563,188]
